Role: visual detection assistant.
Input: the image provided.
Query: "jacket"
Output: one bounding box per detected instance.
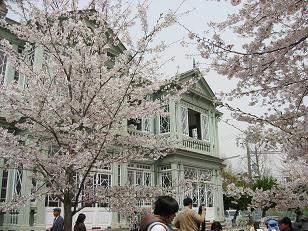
[51,216,64,231]
[74,222,87,231]
[174,207,206,231]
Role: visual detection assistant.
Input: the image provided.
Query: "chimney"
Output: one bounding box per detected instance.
[0,0,8,17]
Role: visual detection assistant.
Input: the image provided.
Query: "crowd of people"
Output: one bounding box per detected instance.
[49,195,294,231]
[139,196,223,231]
[139,195,294,231]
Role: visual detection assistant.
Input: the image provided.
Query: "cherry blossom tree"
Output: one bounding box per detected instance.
[179,0,308,215]
[274,159,308,210]
[224,172,308,217]
[0,1,185,230]
[190,0,307,161]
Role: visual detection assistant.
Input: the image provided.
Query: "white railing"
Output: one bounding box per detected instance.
[182,137,211,154]
[127,128,146,137]
[127,129,212,155]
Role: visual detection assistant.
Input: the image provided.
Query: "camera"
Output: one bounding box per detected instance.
[198,204,205,214]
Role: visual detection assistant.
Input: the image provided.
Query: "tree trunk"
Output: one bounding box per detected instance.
[64,199,73,231]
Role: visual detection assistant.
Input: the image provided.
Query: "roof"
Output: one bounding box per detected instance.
[176,68,216,100]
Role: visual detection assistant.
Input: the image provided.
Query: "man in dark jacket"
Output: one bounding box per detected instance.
[51,208,64,231]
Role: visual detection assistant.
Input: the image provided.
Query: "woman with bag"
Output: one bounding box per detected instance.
[140,196,179,231]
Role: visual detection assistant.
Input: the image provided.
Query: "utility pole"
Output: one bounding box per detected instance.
[246,144,261,180]
[254,146,261,177]
[246,142,252,180]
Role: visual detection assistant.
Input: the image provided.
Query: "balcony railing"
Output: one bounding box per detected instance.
[127,129,212,155]
[127,128,147,137]
[182,137,211,154]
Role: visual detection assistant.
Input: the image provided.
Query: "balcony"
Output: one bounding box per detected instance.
[127,128,212,155]
[127,128,147,137]
[182,136,211,155]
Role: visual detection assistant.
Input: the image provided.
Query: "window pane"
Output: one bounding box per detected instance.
[201,114,209,141]
[161,172,172,187]
[45,195,61,207]
[128,170,134,185]
[192,183,198,206]
[144,172,151,186]
[0,46,7,85]
[181,107,189,135]
[160,116,170,133]
[199,184,206,205]
[48,145,60,157]
[14,169,23,196]
[160,105,170,133]
[207,185,213,207]
[135,171,143,186]
[96,174,111,188]
[128,118,142,130]
[0,170,8,202]
[143,116,150,132]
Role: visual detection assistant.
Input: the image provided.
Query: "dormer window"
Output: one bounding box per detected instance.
[181,106,209,141]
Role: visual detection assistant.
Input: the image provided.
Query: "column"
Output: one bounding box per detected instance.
[170,162,178,191]
[111,163,127,228]
[176,102,183,140]
[17,170,32,231]
[170,101,177,138]
[35,199,47,231]
[210,111,215,156]
[214,169,224,221]
[177,164,185,207]
[214,114,220,158]
[3,169,15,228]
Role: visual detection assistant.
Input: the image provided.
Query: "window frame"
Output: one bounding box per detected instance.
[159,104,171,134]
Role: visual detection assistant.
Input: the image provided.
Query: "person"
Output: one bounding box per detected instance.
[211,221,223,231]
[174,197,206,231]
[294,207,303,222]
[249,221,261,231]
[232,210,239,227]
[140,195,179,231]
[74,213,86,231]
[51,207,64,231]
[266,219,279,231]
[130,211,139,231]
[248,208,255,225]
[198,205,206,231]
[279,217,293,231]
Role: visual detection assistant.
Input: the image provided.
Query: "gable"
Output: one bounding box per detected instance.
[177,68,215,101]
[191,77,215,100]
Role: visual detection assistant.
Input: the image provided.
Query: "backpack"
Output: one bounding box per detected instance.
[139,214,170,231]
